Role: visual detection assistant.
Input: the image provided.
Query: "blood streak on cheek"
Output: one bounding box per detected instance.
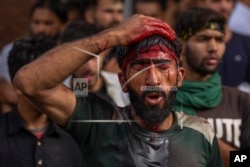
[166,69,170,81]
[167,70,175,81]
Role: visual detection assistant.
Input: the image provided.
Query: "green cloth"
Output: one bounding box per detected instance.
[174,73,222,115]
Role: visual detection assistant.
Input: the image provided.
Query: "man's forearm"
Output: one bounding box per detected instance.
[14,14,174,95]
[14,31,116,94]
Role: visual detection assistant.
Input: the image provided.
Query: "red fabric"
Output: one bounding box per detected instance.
[33,131,45,140]
[121,45,178,70]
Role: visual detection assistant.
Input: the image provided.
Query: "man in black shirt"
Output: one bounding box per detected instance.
[0,37,81,167]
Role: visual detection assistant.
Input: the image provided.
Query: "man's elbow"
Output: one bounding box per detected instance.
[13,67,37,96]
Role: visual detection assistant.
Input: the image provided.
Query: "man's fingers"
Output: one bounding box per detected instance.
[111,14,176,46]
[128,15,176,44]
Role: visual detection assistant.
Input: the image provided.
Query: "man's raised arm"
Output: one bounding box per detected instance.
[14,14,174,126]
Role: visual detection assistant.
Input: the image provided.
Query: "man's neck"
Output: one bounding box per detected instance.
[182,62,212,81]
[89,75,104,93]
[17,95,50,130]
[184,70,212,81]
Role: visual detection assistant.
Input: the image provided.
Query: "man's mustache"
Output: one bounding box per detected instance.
[141,87,167,99]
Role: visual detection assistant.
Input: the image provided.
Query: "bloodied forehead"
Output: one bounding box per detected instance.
[124,45,178,68]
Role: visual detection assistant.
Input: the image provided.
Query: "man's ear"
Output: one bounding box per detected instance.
[118,72,128,93]
[177,66,185,88]
[84,8,95,24]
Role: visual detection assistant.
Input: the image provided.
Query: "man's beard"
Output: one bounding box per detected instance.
[185,45,220,75]
[128,86,177,127]
[29,30,60,41]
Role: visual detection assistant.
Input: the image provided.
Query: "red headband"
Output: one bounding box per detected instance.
[121,45,178,70]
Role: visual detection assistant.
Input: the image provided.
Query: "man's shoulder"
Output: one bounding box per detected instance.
[231,32,250,42]
[230,32,250,51]
[0,109,17,134]
[222,85,250,102]
[0,109,15,122]
[1,42,13,55]
[75,93,117,109]
[175,112,215,145]
[73,93,123,119]
[0,112,7,125]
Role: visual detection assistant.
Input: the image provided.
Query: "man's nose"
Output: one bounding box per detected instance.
[208,39,218,52]
[145,64,161,86]
[33,24,50,36]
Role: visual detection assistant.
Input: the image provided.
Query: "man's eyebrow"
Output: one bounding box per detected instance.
[152,59,171,64]
[130,59,150,65]
[197,33,224,38]
[131,59,172,65]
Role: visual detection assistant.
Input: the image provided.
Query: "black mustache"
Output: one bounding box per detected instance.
[141,88,166,99]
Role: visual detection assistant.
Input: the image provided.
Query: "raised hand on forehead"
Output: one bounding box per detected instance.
[102,14,176,46]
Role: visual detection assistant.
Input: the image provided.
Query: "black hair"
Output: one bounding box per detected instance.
[8,36,56,81]
[29,0,67,23]
[65,1,83,16]
[60,21,98,43]
[175,7,226,40]
[117,35,182,69]
[85,0,124,9]
[65,1,83,12]
[102,46,118,67]
[134,0,166,12]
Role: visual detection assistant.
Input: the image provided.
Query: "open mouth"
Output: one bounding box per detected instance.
[145,92,163,105]
[206,58,218,65]
[205,55,219,65]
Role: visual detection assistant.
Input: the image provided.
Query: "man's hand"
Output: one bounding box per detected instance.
[100,14,176,48]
